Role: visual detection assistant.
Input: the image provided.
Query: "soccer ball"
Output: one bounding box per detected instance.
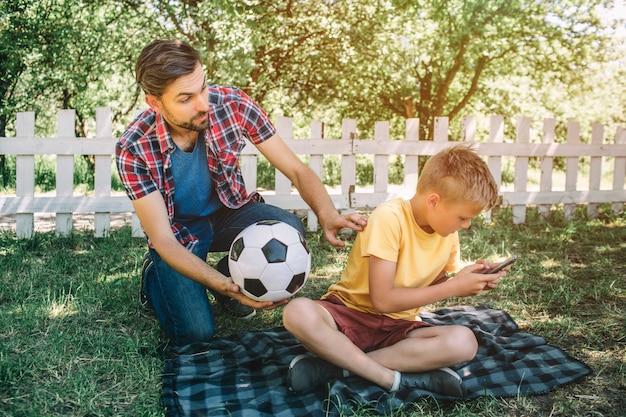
[228,220,311,302]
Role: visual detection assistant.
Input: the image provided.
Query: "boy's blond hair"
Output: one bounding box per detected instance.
[416,143,499,209]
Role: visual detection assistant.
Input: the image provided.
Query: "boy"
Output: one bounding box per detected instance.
[283,144,505,397]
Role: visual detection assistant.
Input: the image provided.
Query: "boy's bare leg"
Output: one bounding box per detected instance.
[367,325,478,373]
[283,297,395,389]
[283,298,477,390]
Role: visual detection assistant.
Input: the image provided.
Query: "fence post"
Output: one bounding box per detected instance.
[587,123,604,219]
[564,120,581,220]
[56,110,75,236]
[488,115,504,218]
[307,121,324,231]
[15,112,35,238]
[404,118,419,197]
[275,117,293,198]
[464,116,492,220]
[613,127,626,215]
[373,121,390,195]
[462,115,476,142]
[433,117,448,142]
[539,118,556,219]
[342,119,357,209]
[513,116,531,224]
[95,107,112,237]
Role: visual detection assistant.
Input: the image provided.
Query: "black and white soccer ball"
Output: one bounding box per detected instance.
[228,220,311,302]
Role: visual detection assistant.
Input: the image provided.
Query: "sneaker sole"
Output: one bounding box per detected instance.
[234,309,256,319]
[437,367,466,398]
[287,354,346,393]
[288,353,310,370]
[438,366,462,383]
[220,298,257,319]
[287,354,313,392]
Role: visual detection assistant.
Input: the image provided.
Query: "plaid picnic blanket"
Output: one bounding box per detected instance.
[161,305,592,416]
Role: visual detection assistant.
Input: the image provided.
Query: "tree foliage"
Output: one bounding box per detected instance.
[1,0,624,146]
[0,0,164,136]
[301,0,621,139]
[0,0,165,184]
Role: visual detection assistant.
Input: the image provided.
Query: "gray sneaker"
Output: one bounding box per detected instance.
[210,290,256,319]
[400,367,467,398]
[212,257,256,319]
[287,354,344,392]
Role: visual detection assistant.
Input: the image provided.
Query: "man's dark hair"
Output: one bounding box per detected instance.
[135,39,202,97]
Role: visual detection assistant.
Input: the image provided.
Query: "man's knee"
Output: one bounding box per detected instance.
[172,321,216,346]
[275,209,305,235]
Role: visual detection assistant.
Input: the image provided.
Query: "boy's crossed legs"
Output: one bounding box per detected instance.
[283,296,476,396]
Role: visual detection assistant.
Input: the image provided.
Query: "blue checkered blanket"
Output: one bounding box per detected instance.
[162,306,591,416]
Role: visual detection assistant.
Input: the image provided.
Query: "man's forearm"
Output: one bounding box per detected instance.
[292,167,338,224]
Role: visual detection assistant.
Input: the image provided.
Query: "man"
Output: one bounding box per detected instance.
[115,39,367,347]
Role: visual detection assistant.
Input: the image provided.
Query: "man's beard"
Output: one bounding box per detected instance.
[163,108,210,132]
[173,113,210,131]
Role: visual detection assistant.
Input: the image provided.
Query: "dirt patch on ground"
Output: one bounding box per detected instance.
[0,212,133,233]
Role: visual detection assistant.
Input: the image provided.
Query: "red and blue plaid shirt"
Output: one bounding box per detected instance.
[115,85,276,248]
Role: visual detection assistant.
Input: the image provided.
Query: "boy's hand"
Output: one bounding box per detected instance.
[473,260,508,291]
[450,263,505,296]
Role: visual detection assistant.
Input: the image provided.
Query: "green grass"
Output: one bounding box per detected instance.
[1,205,625,416]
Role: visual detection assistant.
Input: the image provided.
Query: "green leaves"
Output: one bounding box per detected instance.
[1,0,623,143]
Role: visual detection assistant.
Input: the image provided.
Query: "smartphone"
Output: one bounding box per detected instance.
[482,255,517,274]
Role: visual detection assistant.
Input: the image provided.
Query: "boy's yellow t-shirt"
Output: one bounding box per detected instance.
[324,198,461,321]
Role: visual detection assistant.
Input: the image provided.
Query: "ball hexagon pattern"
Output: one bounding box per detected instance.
[228,220,311,302]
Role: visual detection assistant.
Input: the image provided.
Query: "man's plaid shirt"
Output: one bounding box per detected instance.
[115,85,276,249]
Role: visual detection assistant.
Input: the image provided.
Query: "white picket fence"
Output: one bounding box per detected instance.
[1,108,625,238]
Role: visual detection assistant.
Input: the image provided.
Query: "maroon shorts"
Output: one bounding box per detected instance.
[317,294,433,352]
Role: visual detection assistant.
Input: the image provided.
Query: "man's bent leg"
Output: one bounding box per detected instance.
[144,248,216,346]
[209,202,305,252]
